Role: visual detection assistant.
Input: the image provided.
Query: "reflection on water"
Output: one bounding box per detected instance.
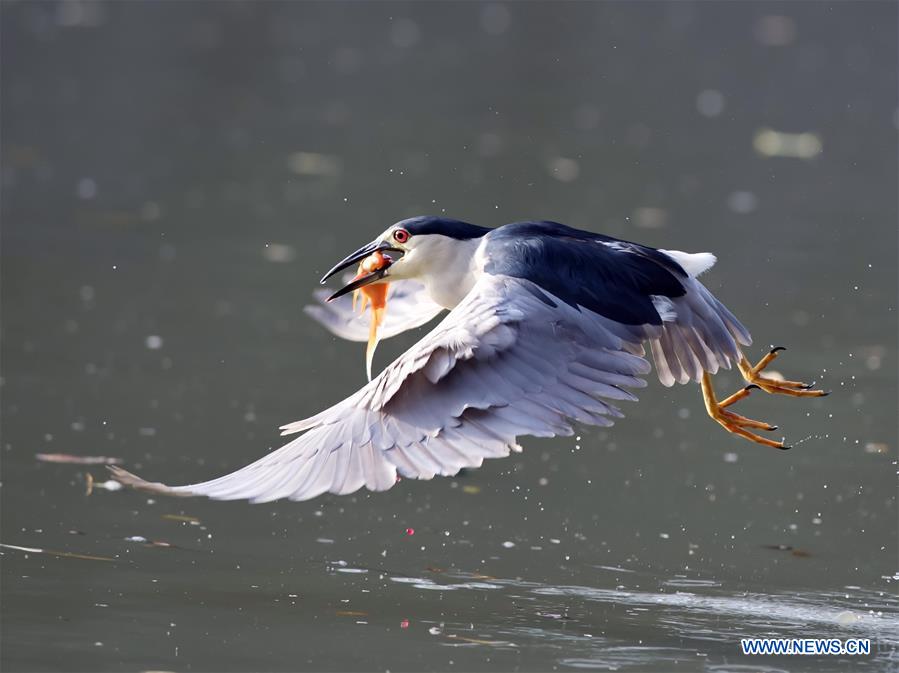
[386,568,899,643]
[328,563,899,669]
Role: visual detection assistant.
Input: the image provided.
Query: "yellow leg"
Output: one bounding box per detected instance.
[701,372,788,449]
[738,347,829,397]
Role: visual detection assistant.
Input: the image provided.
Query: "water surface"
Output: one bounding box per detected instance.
[2,2,897,671]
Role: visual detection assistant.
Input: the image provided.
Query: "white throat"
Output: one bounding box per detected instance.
[400,236,484,309]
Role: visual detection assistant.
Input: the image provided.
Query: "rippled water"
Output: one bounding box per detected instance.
[2,2,897,671]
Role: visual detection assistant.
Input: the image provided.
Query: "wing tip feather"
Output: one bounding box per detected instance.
[106,465,195,498]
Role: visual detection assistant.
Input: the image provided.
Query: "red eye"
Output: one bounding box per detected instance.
[393,228,410,243]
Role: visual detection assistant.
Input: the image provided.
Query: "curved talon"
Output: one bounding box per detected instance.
[698,346,829,449]
[760,384,827,398]
[701,372,783,449]
[738,350,827,397]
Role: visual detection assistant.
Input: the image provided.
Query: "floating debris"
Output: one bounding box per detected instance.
[37,453,123,465]
[336,610,367,617]
[161,514,201,524]
[762,544,812,558]
[124,536,176,549]
[0,543,116,562]
[93,478,122,492]
[537,611,570,620]
[85,473,123,496]
[595,565,636,574]
[753,128,823,159]
[461,485,481,495]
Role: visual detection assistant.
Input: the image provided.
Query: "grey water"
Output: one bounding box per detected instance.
[2,2,897,671]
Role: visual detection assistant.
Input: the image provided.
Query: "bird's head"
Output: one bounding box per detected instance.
[320,216,490,299]
[320,216,490,380]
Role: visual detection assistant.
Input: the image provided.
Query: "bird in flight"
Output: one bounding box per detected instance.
[110,217,826,503]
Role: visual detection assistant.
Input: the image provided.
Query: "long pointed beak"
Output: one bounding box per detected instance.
[326,262,392,302]
[320,240,401,284]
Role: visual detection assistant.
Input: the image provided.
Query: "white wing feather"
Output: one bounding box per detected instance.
[109,275,650,503]
[303,277,444,342]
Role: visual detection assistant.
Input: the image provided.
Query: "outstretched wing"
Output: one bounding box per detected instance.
[109,274,652,503]
[304,276,444,342]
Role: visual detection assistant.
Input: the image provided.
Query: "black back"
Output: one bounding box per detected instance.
[484,221,687,326]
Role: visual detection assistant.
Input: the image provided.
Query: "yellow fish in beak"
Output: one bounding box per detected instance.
[350,250,391,381]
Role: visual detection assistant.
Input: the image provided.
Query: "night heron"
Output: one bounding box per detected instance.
[110,217,826,502]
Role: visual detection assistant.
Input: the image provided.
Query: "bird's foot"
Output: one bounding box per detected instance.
[738,347,830,397]
[701,373,787,449]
